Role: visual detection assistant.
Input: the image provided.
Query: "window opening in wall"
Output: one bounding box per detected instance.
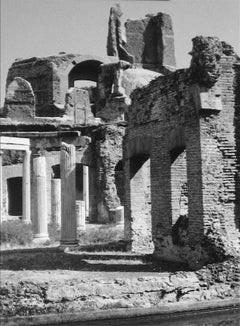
[76,163,83,201]
[170,147,188,245]
[7,177,22,216]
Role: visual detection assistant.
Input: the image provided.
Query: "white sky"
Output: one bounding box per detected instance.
[1,0,239,106]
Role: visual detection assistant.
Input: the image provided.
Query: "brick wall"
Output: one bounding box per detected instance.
[124,47,240,265]
[6,58,56,116]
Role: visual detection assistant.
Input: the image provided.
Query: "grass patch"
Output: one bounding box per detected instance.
[78,224,124,245]
[48,223,124,245]
[1,221,124,249]
[0,220,33,246]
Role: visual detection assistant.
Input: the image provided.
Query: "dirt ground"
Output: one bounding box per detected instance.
[0,245,187,282]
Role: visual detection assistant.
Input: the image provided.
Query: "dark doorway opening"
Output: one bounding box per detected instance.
[7,177,22,216]
[115,160,124,205]
[76,163,83,200]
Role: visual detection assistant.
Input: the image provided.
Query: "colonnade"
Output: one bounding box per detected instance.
[0,137,90,245]
[32,145,89,243]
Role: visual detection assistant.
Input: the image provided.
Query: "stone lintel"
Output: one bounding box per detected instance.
[0,136,30,146]
[0,136,30,151]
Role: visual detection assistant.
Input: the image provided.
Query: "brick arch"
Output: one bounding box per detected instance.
[168,126,186,154]
[58,55,118,105]
[4,77,35,120]
[68,60,102,86]
[64,55,116,77]
[125,135,152,159]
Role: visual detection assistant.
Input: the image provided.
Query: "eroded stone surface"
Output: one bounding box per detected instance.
[124,12,176,72]
[124,38,240,265]
[0,258,239,317]
[107,4,134,64]
[189,36,223,87]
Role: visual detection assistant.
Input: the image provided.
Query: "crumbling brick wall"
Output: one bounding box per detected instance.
[171,150,188,225]
[5,54,116,118]
[124,37,240,267]
[94,125,125,223]
[6,57,61,116]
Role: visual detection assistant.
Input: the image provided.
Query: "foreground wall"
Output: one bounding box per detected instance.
[1,250,240,318]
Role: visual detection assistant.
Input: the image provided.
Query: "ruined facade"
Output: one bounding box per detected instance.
[124,36,240,266]
[0,6,239,267]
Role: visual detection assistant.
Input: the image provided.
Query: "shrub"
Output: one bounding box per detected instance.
[0,220,33,246]
[78,224,124,245]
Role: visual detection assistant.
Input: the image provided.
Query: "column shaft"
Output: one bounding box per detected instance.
[83,165,89,218]
[22,149,31,223]
[32,156,49,241]
[60,143,78,246]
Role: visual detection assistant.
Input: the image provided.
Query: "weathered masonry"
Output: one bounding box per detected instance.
[0,5,239,267]
[0,6,170,227]
[124,36,240,266]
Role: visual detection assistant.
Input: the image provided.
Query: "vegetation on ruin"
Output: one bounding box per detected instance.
[79,224,124,245]
[0,220,33,247]
[0,221,124,249]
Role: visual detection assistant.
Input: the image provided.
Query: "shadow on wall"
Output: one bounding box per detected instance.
[234,63,240,231]
[115,160,124,206]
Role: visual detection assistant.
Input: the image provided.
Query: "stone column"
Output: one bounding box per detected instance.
[0,151,3,224]
[51,178,61,228]
[76,200,86,231]
[22,149,31,223]
[32,156,49,242]
[60,143,78,246]
[83,165,89,218]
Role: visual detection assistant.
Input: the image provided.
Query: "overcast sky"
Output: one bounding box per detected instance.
[1,0,239,106]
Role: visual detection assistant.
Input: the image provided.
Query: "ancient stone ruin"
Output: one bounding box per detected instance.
[0,5,240,268]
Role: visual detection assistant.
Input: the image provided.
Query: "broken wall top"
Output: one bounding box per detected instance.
[127,37,240,127]
[107,5,176,73]
[5,53,118,118]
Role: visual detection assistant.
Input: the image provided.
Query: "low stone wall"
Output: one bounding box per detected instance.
[0,253,239,317]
